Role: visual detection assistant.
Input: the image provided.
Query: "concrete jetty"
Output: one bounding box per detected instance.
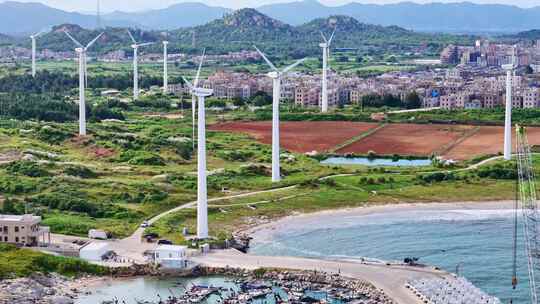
[191,249,451,304]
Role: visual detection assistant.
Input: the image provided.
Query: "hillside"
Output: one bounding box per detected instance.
[0,1,136,35]
[2,1,540,35]
[103,2,231,30]
[259,0,540,33]
[503,29,540,40]
[172,8,299,51]
[8,9,473,56]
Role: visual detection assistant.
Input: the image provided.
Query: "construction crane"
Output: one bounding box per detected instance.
[513,125,540,304]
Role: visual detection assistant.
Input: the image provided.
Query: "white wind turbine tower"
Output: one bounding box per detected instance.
[127,30,154,100]
[64,31,104,136]
[502,46,518,160]
[30,30,44,78]
[320,28,335,113]
[163,40,169,93]
[190,50,205,151]
[182,49,213,239]
[254,46,306,183]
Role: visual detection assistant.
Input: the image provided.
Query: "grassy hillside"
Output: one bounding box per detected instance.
[0,244,106,279]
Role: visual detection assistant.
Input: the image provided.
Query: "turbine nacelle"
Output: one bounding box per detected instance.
[254,45,307,77]
[193,88,214,97]
[267,71,280,79]
[131,44,138,49]
[319,43,329,48]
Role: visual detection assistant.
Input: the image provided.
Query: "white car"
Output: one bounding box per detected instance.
[140,221,150,228]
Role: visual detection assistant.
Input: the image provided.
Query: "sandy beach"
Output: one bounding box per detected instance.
[245,200,515,245]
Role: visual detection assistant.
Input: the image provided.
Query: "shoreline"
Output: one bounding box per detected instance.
[242,200,514,246]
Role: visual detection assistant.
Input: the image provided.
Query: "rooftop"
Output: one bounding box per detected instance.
[0,214,41,223]
[156,244,187,252]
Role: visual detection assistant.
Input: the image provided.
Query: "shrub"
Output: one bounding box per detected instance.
[63,165,98,179]
[218,150,254,162]
[36,125,72,144]
[120,151,165,166]
[476,163,517,180]
[418,172,456,183]
[5,161,49,177]
[367,150,377,159]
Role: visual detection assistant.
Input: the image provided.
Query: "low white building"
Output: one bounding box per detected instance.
[154,245,188,269]
[80,242,111,262]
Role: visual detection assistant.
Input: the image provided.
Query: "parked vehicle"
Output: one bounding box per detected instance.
[88,229,108,240]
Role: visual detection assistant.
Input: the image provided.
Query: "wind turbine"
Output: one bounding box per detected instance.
[319,28,335,113]
[30,30,44,78]
[182,49,213,240]
[254,46,306,183]
[64,31,104,136]
[502,45,518,160]
[127,30,154,100]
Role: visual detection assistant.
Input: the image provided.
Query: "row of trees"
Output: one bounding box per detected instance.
[360,91,422,109]
[0,93,124,122]
[0,70,165,93]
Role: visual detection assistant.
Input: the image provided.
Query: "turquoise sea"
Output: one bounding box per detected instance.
[250,206,530,304]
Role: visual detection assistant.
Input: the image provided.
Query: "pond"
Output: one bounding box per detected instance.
[76,276,345,304]
[321,156,432,167]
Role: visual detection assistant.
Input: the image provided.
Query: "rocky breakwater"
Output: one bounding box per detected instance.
[0,274,91,304]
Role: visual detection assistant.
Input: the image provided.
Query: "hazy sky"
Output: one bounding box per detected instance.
[4,0,540,12]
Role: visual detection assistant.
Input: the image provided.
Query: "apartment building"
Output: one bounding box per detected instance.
[0,214,50,246]
[523,88,540,108]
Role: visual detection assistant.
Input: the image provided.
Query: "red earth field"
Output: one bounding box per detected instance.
[209,121,378,153]
[336,123,475,156]
[443,126,540,160]
[209,121,540,161]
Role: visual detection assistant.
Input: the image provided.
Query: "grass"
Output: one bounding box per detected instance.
[0,81,533,241]
[149,165,522,244]
[0,244,106,279]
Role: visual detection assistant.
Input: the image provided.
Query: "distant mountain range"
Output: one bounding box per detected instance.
[10,9,471,57]
[2,0,540,36]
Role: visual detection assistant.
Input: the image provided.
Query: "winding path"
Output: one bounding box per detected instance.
[126,154,506,240]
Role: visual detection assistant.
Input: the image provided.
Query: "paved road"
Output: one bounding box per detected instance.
[192,249,449,304]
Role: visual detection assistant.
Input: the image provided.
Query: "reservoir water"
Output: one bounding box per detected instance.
[250,205,529,303]
[321,157,432,167]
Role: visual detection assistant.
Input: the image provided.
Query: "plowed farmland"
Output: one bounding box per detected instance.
[210,121,540,161]
[209,121,379,153]
[336,123,475,156]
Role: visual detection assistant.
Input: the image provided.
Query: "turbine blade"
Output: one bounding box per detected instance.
[253,45,278,71]
[328,27,336,45]
[282,58,306,74]
[64,31,83,48]
[84,54,88,88]
[319,31,327,43]
[86,32,104,49]
[127,30,136,44]
[182,76,194,90]
[194,48,205,87]
[137,42,155,47]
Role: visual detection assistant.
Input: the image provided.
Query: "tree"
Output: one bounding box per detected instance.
[404,91,422,109]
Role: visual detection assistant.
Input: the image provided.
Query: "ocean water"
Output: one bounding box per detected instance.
[250,207,530,304]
